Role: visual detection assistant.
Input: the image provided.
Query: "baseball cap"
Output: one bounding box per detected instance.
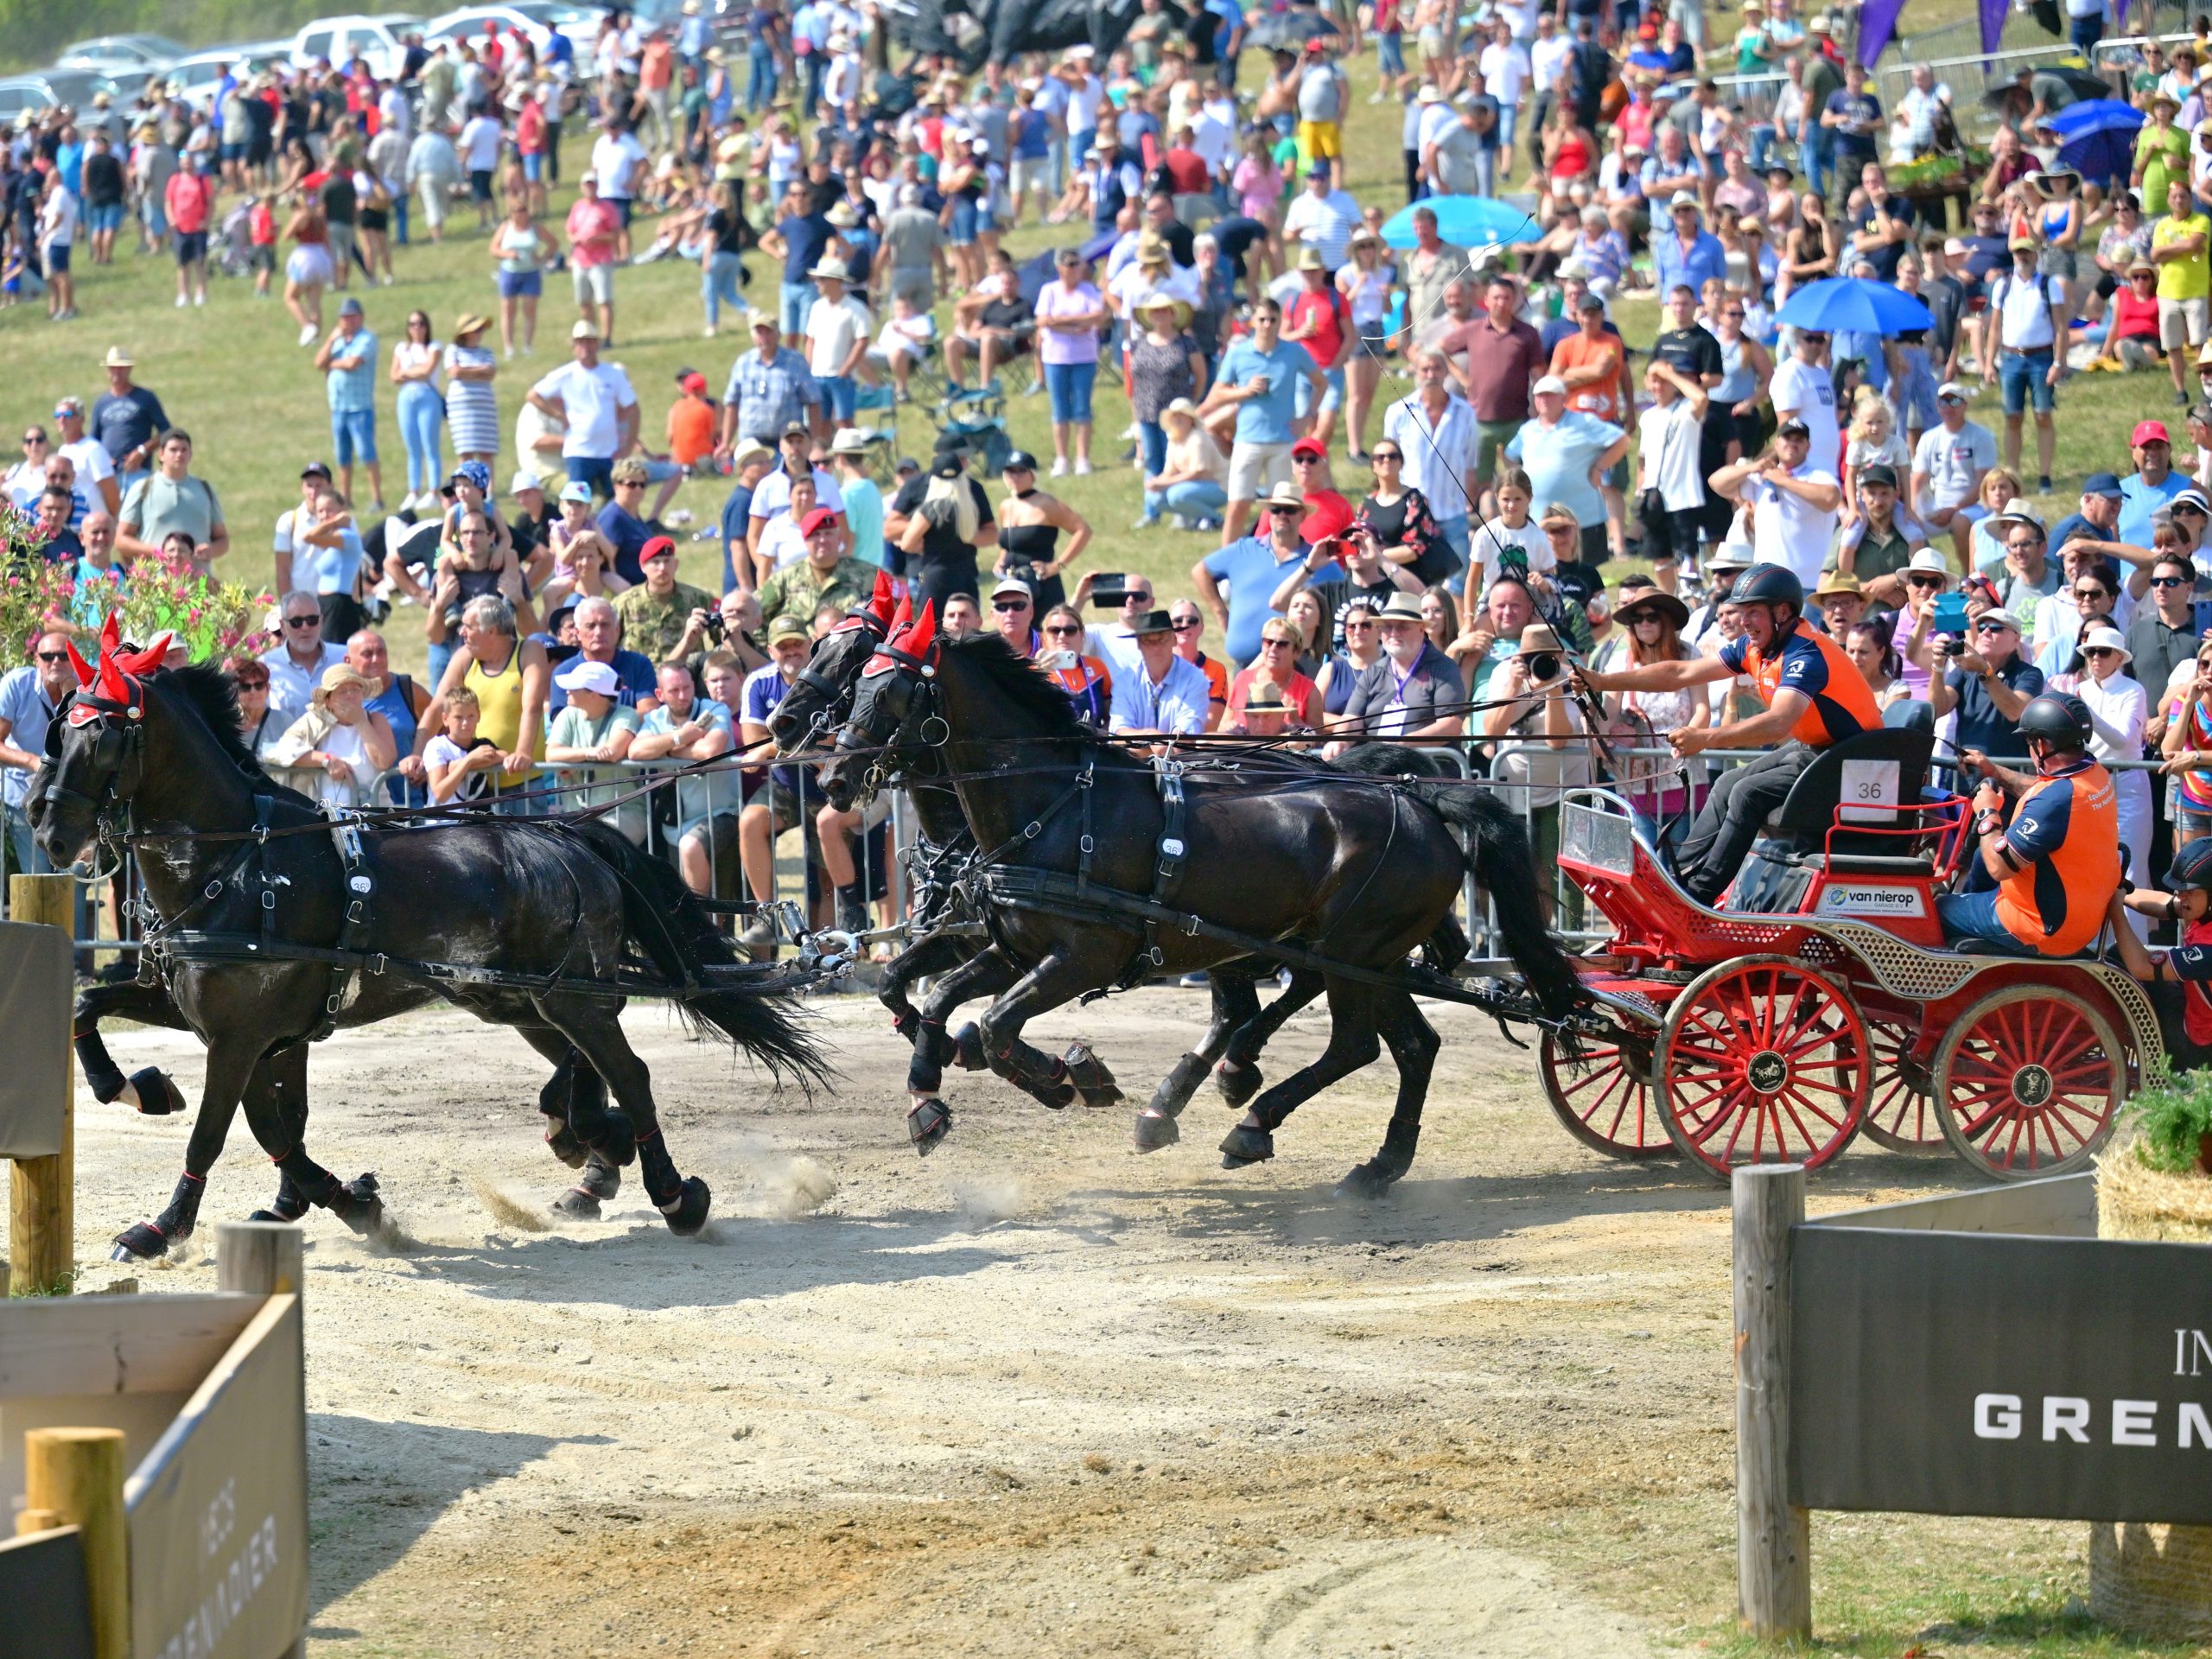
[2082,472,2125,499]
[798,506,838,536]
[1942,237,1967,256]
[1290,436,1327,460]
[554,658,620,696]
[2134,420,2173,446]
[300,460,332,480]
[767,613,810,645]
[1533,374,1568,396]
[991,574,1033,601]
[508,469,543,496]
[2007,233,2036,251]
[338,296,364,316]
[1001,448,1039,473]
[679,371,709,395]
[1777,416,1810,437]
[1859,462,1898,490]
[571,318,602,340]
[1936,380,1968,402]
[1977,608,2024,632]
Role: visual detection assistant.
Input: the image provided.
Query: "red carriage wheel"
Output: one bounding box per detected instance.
[1656,957,1870,1184]
[1539,1020,1674,1160]
[1860,1019,1947,1155]
[1933,985,2125,1181]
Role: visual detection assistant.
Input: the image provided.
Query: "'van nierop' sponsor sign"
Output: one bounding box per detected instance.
[1790,1229,2212,1522]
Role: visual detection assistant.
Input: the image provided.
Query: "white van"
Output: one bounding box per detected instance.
[288,14,424,81]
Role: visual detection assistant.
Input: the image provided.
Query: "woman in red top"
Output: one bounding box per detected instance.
[1227,617,1320,728]
[2099,257,2165,371]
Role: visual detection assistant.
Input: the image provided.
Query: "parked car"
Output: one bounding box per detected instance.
[287,13,423,81]
[424,2,599,54]
[166,48,264,111]
[0,69,124,118]
[53,34,188,76]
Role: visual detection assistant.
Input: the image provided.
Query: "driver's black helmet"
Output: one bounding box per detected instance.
[1729,563,1804,614]
[2171,836,2212,893]
[2017,692,2093,749]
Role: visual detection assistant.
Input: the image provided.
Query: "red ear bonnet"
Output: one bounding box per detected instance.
[867,569,896,626]
[115,632,175,677]
[65,639,95,689]
[897,600,938,660]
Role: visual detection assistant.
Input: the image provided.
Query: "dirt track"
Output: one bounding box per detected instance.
[60,983,2082,1657]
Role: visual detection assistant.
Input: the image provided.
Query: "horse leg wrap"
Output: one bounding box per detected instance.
[908,1098,953,1156]
[1014,1053,1077,1111]
[1133,1109,1180,1152]
[249,1173,310,1224]
[1334,1161,1401,1201]
[316,1171,385,1236]
[111,1217,172,1262]
[1215,1059,1264,1109]
[75,1033,128,1103]
[637,1135,711,1235]
[1061,1041,1121,1109]
[576,1155,621,1202]
[580,1110,638,1169]
[887,1002,922,1044]
[1145,1052,1211,1122]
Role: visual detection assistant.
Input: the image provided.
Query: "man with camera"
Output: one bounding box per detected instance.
[1074,570,1160,680]
[1476,621,1591,920]
[1573,564,1881,906]
[1930,606,2043,760]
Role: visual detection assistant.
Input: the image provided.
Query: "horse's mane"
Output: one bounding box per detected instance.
[158,662,271,780]
[944,632,1088,741]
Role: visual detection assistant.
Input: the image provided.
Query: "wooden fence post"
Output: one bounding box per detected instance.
[216,1221,304,1300]
[218,1220,308,1659]
[24,1427,126,1659]
[1735,1163,1811,1644]
[9,872,75,1297]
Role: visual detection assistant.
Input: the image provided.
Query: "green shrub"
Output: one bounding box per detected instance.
[2126,1069,2212,1174]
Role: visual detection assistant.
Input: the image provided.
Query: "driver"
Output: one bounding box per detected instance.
[1940,694,2123,957]
[1573,563,1879,903]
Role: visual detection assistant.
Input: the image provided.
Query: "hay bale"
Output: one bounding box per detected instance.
[2092,1145,2212,1637]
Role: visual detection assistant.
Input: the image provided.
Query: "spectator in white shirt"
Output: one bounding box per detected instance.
[525,320,640,497]
[1279,159,1361,272]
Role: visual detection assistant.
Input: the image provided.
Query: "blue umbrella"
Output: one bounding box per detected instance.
[1379,195,1541,250]
[1774,276,1935,335]
[2044,98,2145,188]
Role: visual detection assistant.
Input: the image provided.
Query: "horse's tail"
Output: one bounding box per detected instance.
[566,820,836,1094]
[1400,781,1585,1024]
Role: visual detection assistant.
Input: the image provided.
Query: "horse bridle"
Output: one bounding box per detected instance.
[785,610,892,753]
[841,631,949,801]
[46,681,148,836]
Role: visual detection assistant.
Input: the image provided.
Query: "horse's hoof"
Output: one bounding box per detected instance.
[551,1186,602,1220]
[543,1116,589,1170]
[1334,1162,1399,1201]
[1063,1040,1122,1109]
[950,1021,988,1071]
[111,1221,171,1262]
[1215,1061,1263,1109]
[245,1205,304,1224]
[575,1157,621,1202]
[660,1176,712,1236]
[908,1098,952,1156]
[1135,1110,1180,1152]
[129,1067,187,1116]
[331,1174,385,1236]
[1218,1125,1274,1167]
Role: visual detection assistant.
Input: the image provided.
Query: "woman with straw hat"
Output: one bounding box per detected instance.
[1130,292,1207,502]
[444,312,501,466]
[269,662,397,810]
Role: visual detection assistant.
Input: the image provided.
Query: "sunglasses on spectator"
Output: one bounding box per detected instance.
[1937,394,1966,405]
[284,613,322,628]
[2074,586,2111,600]
[2005,537,2042,551]
[35,649,69,663]
[21,434,45,447]
[1370,450,1402,462]
[1170,619,1202,632]
[2179,502,2209,516]
[1293,454,1324,465]
[1905,574,1944,588]
[993,598,1031,612]
[1975,620,2016,633]
[2084,646,2119,658]
[1259,635,1294,649]
[614,478,645,489]
[1043,622,1082,636]
[1344,619,1376,632]
[2153,573,2194,587]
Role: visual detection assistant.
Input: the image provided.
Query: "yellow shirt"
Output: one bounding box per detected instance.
[2154,211,2211,302]
[462,642,537,785]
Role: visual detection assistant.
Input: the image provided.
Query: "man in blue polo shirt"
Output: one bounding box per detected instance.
[1192,481,1343,668]
[2118,419,2187,546]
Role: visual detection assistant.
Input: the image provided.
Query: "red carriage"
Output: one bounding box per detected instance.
[1537,728,2162,1184]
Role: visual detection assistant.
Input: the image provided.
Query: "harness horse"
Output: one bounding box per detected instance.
[30,621,834,1261]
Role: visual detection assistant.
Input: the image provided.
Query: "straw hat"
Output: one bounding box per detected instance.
[312,664,378,705]
[452,313,490,340]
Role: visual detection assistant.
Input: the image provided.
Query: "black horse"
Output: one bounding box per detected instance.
[766,595,1339,1154]
[32,631,828,1259]
[819,608,1582,1194]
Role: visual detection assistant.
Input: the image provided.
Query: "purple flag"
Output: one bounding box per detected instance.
[1857,0,1907,66]
[1980,0,2008,54]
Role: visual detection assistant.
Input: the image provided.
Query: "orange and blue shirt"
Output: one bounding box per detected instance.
[1993,755,2122,957]
[1717,618,1881,748]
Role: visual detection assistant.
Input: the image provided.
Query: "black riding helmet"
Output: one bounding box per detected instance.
[1729,563,1804,614]
[2017,692,2094,748]
[2172,837,2212,893]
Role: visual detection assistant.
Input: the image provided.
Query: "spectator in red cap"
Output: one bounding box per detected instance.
[2119,419,2187,544]
[614,534,717,663]
[1291,437,1356,543]
[668,370,717,473]
[758,505,878,624]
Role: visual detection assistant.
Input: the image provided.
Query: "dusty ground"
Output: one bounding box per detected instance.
[46,985,2119,1657]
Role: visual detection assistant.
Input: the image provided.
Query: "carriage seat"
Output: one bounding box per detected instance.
[1762,727,1938,864]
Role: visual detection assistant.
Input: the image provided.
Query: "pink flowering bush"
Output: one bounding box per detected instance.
[1,502,273,667]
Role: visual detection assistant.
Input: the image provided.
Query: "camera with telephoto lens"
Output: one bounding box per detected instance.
[705,612,728,644]
[1527,652,1560,683]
